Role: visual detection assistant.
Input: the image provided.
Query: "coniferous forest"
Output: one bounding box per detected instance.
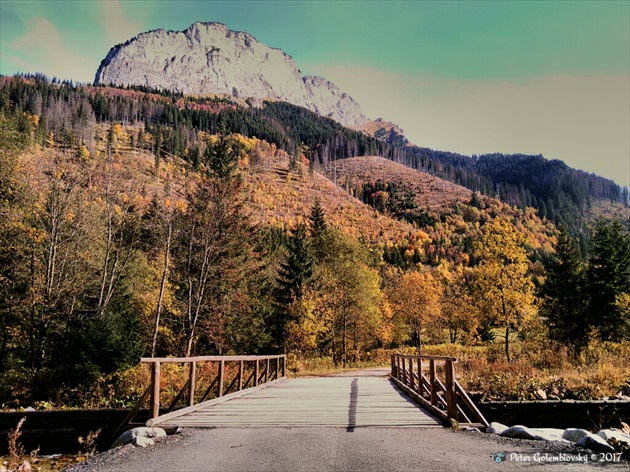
[1,74,629,408]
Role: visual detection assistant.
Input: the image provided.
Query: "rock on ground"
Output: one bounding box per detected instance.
[111,427,166,449]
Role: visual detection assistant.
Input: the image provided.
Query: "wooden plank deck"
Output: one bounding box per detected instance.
[156,370,443,429]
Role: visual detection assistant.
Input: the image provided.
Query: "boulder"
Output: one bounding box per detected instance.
[111,427,166,449]
[597,429,630,444]
[534,388,547,400]
[486,422,508,435]
[562,428,591,443]
[133,436,155,448]
[576,434,615,452]
[500,426,568,442]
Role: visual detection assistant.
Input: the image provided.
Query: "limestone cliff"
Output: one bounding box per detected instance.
[95,22,368,126]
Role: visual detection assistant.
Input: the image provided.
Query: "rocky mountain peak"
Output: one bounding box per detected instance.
[95,22,367,126]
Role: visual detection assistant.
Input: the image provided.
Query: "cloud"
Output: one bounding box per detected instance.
[102,0,143,46]
[8,17,93,82]
[309,64,630,188]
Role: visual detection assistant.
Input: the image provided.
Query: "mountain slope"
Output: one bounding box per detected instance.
[325,156,472,214]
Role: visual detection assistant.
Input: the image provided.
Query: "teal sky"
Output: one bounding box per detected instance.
[1,0,629,188]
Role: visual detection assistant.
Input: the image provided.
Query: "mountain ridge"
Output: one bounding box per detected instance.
[95,21,368,127]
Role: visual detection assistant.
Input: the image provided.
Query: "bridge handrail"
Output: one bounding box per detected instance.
[141,354,285,363]
[389,354,457,361]
[112,354,286,444]
[390,353,488,429]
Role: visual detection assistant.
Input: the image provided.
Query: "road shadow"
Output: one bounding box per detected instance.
[347,378,358,432]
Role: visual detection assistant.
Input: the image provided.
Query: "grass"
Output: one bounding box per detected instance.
[423,340,630,401]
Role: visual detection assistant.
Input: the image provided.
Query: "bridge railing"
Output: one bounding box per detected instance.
[112,354,286,441]
[390,353,488,429]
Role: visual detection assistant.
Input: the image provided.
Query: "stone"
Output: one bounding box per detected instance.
[17,461,31,472]
[460,426,480,432]
[597,429,630,444]
[133,436,155,448]
[576,434,615,452]
[561,428,591,443]
[500,426,568,442]
[111,427,166,449]
[621,421,630,434]
[95,22,368,127]
[534,389,547,400]
[486,422,508,435]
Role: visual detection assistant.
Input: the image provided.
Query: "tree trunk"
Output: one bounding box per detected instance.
[416,322,422,357]
[505,324,511,363]
[151,218,172,357]
[342,310,347,367]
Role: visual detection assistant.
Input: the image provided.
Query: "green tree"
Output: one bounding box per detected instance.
[308,199,329,260]
[540,230,589,354]
[586,219,630,341]
[274,224,312,349]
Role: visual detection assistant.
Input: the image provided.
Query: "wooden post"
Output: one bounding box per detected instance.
[218,360,225,397]
[265,358,270,383]
[254,358,260,386]
[429,359,437,406]
[445,359,457,421]
[188,361,196,407]
[390,355,395,378]
[402,357,409,385]
[275,357,279,380]
[238,360,244,391]
[396,356,401,380]
[150,361,160,419]
[282,355,286,377]
[417,357,423,396]
[408,358,414,391]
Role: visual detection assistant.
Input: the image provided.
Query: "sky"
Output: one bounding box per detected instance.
[1,0,629,189]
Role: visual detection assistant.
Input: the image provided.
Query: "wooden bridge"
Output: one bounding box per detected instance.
[114,353,487,441]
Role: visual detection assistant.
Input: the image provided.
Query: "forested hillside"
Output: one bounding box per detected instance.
[1,74,629,408]
[3,73,626,242]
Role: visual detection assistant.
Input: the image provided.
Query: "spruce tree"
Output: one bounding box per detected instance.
[273,224,312,347]
[586,220,630,341]
[541,230,588,353]
[308,199,329,261]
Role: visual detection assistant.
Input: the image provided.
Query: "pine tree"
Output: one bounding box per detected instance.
[274,224,312,348]
[205,130,243,179]
[541,230,588,354]
[308,199,329,261]
[586,220,630,341]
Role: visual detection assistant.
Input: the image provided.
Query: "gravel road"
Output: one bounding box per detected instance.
[66,426,627,472]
